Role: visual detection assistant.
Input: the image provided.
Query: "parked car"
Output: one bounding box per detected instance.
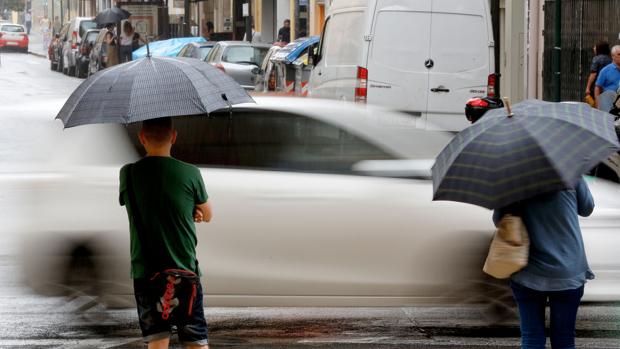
[61,17,96,75]
[20,97,620,313]
[205,41,271,90]
[88,28,110,76]
[177,41,214,60]
[0,23,28,52]
[50,22,71,72]
[309,0,495,131]
[74,28,99,78]
[253,45,281,92]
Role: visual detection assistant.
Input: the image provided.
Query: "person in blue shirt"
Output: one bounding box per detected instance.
[493,178,594,349]
[595,45,620,111]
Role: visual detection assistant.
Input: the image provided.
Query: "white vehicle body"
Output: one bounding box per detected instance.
[62,17,96,74]
[308,0,495,132]
[20,98,620,309]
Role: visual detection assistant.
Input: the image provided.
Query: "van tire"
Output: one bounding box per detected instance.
[63,244,103,312]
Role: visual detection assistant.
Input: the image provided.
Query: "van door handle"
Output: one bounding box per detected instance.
[431,87,450,93]
[318,71,322,76]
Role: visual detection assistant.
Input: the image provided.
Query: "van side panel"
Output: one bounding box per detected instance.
[366,0,433,118]
[309,7,366,101]
[426,0,492,131]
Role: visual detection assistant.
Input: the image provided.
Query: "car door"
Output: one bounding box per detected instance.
[366,0,432,122]
[170,109,492,305]
[426,0,491,131]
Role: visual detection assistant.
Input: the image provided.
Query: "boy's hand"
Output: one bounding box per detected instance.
[193,208,204,223]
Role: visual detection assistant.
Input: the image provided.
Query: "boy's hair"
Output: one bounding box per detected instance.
[141,117,174,144]
[596,41,611,56]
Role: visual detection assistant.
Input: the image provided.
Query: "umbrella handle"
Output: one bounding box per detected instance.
[503,97,514,118]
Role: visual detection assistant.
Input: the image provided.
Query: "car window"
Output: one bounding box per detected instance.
[198,46,212,60]
[205,44,218,62]
[323,11,363,66]
[85,31,99,43]
[127,110,395,174]
[1,25,24,32]
[223,46,268,65]
[79,20,97,39]
[178,45,189,57]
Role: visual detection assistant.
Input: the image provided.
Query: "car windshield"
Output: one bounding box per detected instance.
[198,46,213,60]
[1,25,24,32]
[85,31,99,43]
[79,20,96,38]
[223,46,269,65]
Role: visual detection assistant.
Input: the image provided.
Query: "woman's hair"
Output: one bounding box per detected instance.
[123,21,133,35]
[596,41,610,56]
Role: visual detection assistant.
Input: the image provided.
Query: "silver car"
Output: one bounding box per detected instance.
[205,41,271,90]
[61,17,96,76]
[19,97,620,314]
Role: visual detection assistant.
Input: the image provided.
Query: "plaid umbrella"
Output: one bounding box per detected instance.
[432,100,620,209]
[56,56,254,128]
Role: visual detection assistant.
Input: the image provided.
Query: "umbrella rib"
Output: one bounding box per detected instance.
[436,178,566,202]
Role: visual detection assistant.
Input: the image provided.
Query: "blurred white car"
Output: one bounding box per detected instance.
[20,97,620,311]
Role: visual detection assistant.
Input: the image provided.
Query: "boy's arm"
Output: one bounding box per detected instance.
[194,201,212,223]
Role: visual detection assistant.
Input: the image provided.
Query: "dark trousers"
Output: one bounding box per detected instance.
[511,281,584,349]
[120,45,133,63]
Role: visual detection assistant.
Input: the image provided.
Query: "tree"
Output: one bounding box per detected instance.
[0,0,26,12]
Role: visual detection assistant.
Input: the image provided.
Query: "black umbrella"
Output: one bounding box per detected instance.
[95,7,131,27]
[56,56,254,128]
[432,100,620,209]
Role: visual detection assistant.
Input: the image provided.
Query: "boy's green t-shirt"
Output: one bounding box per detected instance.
[119,156,208,279]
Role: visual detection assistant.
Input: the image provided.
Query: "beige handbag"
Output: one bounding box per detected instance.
[483,214,530,279]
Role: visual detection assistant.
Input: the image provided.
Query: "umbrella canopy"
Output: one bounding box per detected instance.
[95,7,131,27]
[56,56,254,128]
[432,100,620,209]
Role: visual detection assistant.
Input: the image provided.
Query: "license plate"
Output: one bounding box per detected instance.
[6,42,18,46]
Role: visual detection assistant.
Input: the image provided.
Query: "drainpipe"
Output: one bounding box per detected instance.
[527,0,540,99]
[552,0,561,101]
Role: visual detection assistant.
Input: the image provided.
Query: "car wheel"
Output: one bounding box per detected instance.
[74,64,80,78]
[68,65,75,76]
[63,244,103,310]
[50,61,57,71]
[57,57,63,73]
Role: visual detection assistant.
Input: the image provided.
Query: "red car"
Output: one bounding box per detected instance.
[0,23,28,52]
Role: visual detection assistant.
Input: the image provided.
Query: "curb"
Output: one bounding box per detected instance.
[28,50,47,58]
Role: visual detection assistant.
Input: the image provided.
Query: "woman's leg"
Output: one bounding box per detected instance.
[511,281,548,349]
[549,285,584,349]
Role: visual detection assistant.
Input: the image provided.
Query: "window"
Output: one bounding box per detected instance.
[205,44,220,62]
[79,20,97,39]
[222,46,269,65]
[198,46,212,60]
[126,110,395,174]
[0,25,24,32]
[178,45,189,57]
[323,11,363,66]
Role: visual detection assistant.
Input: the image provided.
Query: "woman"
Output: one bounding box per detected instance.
[585,41,611,103]
[493,178,594,349]
[105,29,119,67]
[119,21,134,63]
[40,14,51,51]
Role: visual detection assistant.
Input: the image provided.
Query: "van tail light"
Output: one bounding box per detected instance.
[214,63,226,73]
[355,66,368,103]
[487,74,496,97]
[71,31,78,49]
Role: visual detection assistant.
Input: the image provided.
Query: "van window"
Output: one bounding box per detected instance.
[79,20,97,39]
[370,11,431,71]
[323,11,364,66]
[430,13,487,72]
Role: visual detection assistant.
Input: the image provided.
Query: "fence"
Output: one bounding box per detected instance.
[543,0,620,101]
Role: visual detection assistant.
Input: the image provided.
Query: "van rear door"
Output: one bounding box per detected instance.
[426,0,491,131]
[366,0,432,123]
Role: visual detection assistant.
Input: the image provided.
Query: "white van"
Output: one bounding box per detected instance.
[308,0,495,131]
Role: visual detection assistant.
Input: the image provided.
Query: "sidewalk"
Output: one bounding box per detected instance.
[27,30,48,58]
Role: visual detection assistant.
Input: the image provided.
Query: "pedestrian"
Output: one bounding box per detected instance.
[595,45,620,112]
[24,10,32,35]
[585,41,611,107]
[120,21,146,63]
[493,178,594,349]
[202,21,214,41]
[120,117,212,349]
[53,16,61,36]
[104,26,119,67]
[277,19,290,44]
[40,14,51,51]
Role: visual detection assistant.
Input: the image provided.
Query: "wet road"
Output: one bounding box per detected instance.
[1,52,620,348]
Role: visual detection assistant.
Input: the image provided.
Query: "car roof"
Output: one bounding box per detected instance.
[234,97,453,160]
[217,41,272,48]
[0,23,25,30]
